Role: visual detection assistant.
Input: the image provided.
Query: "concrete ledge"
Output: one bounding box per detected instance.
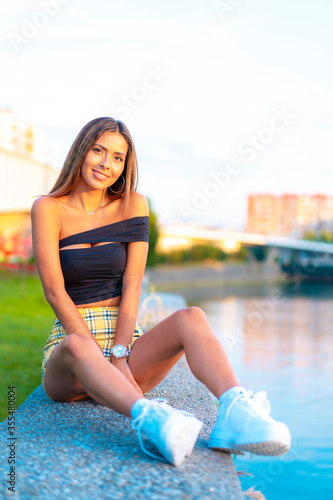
[0,357,243,499]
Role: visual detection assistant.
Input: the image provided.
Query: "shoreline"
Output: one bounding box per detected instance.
[145,261,286,292]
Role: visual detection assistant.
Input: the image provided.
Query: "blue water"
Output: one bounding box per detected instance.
[192,284,333,500]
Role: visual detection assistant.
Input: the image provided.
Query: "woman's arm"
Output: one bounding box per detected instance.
[110,193,149,384]
[113,192,149,347]
[113,240,149,346]
[31,196,101,345]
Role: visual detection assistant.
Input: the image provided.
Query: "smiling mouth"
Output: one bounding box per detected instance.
[92,169,109,180]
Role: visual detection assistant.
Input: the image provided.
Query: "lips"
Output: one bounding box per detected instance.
[92,169,109,180]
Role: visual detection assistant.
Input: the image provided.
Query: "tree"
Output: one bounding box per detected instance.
[146,198,159,267]
[303,230,317,241]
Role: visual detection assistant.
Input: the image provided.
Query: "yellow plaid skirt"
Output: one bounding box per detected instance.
[41,306,143,380]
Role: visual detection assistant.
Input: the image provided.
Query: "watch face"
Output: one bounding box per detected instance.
[113,345,126,358]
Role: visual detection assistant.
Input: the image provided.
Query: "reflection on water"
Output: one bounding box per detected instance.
[188,284,333,500]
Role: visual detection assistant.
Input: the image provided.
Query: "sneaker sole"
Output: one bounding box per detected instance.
[167,417,203,466]
[209,440,290,456]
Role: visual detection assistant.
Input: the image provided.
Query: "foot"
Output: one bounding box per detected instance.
[208,387,291,456]
[131,398,203,466]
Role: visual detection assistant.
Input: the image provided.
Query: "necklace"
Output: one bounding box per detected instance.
[69,195,105,215]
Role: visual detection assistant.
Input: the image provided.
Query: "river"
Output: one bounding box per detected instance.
[181,281,333,500]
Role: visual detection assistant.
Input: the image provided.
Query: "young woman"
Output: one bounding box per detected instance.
[31,117,291,466]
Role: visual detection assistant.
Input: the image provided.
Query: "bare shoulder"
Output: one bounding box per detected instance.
[126,192,149,218]
[31,195,59,215]
[31,196,61,232]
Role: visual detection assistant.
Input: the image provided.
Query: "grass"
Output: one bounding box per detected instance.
[0,269,54,422]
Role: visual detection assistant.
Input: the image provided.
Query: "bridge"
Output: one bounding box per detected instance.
[158,225,333,279]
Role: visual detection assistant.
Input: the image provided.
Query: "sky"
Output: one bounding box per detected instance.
[1,0,333,229]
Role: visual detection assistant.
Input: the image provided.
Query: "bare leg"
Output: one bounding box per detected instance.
[42,307,289,462]
[43,333,142,417]
[43,307,238,418]
[129,307,239,398]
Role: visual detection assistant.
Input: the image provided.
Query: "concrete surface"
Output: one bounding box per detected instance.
[0,357,244,499]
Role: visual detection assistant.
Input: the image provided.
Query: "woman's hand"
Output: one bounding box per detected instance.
[111,358,143,395]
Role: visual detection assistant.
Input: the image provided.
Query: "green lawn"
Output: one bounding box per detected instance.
[0,270,54,422]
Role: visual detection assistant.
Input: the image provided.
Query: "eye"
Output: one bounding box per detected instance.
[114,156,124,162]
[92,147,103,155]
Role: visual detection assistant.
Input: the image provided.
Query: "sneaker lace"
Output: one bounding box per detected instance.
[131,398,166,462]
[225,390,271,421]
[131,398,195,463]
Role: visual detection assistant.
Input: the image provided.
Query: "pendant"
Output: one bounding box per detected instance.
[87,211,95,215]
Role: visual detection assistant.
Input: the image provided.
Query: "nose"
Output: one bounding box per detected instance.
[99,153,110,169]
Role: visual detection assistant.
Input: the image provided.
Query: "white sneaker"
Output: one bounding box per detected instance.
[208,387,291,456]
[131,398,203,466]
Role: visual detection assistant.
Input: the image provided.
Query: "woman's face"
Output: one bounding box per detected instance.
[79,132,128,191]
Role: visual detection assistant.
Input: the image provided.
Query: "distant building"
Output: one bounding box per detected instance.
[0,108,48,164]
[247,194,333,237]
[0,108,59,238]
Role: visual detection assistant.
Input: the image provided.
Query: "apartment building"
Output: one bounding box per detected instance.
[0,108,47,164]
[0,108,58,237]
[247,194,333,237]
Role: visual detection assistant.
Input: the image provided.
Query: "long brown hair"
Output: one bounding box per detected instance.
[49,117,138,208]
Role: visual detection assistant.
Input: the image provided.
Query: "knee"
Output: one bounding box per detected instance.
[61,334,93,363]
[175,306,207,326]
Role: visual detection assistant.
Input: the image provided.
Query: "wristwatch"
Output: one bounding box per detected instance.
[111,344,130,359]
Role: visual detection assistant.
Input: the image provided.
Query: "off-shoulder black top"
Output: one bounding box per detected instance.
[59,216,149,305]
